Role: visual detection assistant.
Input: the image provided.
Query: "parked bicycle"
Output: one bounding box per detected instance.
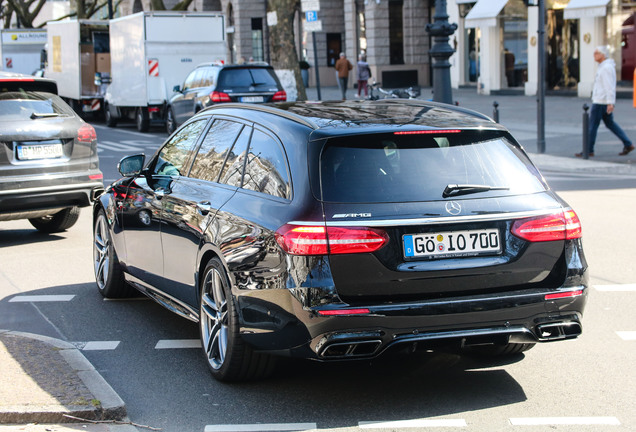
[367,81,421,101]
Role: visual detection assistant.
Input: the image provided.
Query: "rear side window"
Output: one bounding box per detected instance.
[319,132,546,203]
[242,129,290,199]
[0,91,74,121]
[218,68,279,88]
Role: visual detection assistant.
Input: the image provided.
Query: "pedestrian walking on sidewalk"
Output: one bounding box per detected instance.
[356,54,372,98]
[576,46,634,157]
[335,52,353,100]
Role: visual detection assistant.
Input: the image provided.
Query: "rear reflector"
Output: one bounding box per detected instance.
[511,209,582,242]
[89,174,103,180]
[318,308,370,316]
[275,224,389,255]
[545,290,583,300]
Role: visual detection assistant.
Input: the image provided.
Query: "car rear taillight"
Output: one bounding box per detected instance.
[210,91,232,103]
[318,308,371,316]
[275,224,389,255]
[511,209,582,242]
[77,124,97,143]
[272,90,287,102]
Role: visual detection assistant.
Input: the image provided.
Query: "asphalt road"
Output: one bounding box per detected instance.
[1,122,636,432]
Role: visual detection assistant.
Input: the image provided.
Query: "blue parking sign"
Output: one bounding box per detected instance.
[306,11,318,22]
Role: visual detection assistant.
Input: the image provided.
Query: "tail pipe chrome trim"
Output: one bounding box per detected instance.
[321,340,383,358]
[536,321,582,341]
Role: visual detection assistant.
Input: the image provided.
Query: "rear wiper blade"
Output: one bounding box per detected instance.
[30,112,60,119]
[443,183,509,198]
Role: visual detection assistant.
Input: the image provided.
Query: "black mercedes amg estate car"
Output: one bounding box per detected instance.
[93,100,588,382]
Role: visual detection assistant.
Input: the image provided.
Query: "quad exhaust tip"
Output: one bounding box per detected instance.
[321,340,382,358]
[536,321,582,341]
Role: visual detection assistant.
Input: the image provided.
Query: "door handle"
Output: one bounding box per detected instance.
[196,201,212,215]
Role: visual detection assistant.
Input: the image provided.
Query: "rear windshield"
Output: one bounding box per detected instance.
[218,68,279,88]
[318,131,547,203]
[0,91,75,121]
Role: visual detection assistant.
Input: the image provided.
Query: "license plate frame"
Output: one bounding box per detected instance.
[241,96,264,103]
[403,228,501,260]
[16,143,64,161]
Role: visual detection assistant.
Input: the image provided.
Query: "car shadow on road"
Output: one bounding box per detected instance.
[0,226,68,247]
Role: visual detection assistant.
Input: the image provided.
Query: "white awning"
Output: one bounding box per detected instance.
[465,0,508,28]
[564,0,610,19]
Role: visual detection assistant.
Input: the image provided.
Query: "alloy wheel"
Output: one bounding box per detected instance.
[93,214,110,290]
[200,267,229,370]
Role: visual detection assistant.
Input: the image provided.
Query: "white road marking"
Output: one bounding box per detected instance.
[509,417,620,426]
[360,419,467,428]
[9,295,75,302]
[81,341,121,350]
[204,423,317,432]
[155,339,201,349]
[98,140,144,152]
[595,284,636,292]
[617,331,636,341]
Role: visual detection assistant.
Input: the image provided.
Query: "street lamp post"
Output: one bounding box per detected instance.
[426,0,458,104]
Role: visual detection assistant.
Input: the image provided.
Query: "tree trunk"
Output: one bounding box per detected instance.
[267,0,307,101]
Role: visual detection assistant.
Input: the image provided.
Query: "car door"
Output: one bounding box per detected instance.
[172,69,203,125]
[122,118,209,289]
[159,118,252,306]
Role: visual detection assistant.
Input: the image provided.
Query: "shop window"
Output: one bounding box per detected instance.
[389,0,404,65]
[252,18,264,62]
[502,0,528,88]
[327,33,342,67]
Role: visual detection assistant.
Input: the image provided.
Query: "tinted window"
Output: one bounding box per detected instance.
[242,129,290,199]
[183,70,198,90]
[218,126,251,187]
[189,119,244,182]
[217,68,279,88]
[0,91,74,121]
[320,132,546,203]
[201,67,216,87]
[152,119,207,177]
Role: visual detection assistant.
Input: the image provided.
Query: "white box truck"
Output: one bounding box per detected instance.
[104,11,226,132]
[0,29,47,75]
[46,20,110,115]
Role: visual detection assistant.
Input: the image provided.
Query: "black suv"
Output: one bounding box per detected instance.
[94,100,587,382]
[166,63,286,134]
[0,72,103,232]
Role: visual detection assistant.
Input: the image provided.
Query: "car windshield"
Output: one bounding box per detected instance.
[217,68,279,88]
[0,91,74,121]
[319,131,546,203]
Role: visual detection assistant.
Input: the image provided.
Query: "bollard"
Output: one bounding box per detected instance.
[493,101,499,123]
[582,104,590,160]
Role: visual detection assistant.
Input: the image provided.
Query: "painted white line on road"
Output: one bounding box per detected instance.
[617,331,636,341]
[93,124,163,139]
[205,423,317,432]
[595,284,636,292]
[360,419,467,428]
[155,339,201,349]
[99,140,144,152]
[510,417,620,426]
[9,295,75,302]
[82,341,120,351]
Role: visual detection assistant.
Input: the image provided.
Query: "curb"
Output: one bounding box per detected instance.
[0,329,127,424]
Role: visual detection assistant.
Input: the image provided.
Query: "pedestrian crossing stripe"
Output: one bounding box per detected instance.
[9,295,75,302]
[595,284,636,292]
[616,331,636,341]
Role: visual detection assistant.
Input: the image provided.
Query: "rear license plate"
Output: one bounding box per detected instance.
[241,96,264,103]
[17,143,64,161]
[403,229,501,259]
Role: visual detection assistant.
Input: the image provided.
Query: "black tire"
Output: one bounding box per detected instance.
[166,107,177,135]
[199,257,276,382]
[28,207,81,233]
[104,103,118,127]
[463,342,536,357]
[136,107,149,132]
[93,210,134,298]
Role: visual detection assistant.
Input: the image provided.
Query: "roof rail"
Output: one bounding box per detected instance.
[202,103,319,130]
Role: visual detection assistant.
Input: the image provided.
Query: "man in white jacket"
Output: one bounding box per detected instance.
[576,46,634,157]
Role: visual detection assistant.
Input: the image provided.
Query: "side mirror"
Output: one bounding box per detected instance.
[173,85,181,93]
[118,154,145,177]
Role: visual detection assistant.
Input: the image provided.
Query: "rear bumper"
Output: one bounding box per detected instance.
[0,174,104,221]
[236,284,588,360]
